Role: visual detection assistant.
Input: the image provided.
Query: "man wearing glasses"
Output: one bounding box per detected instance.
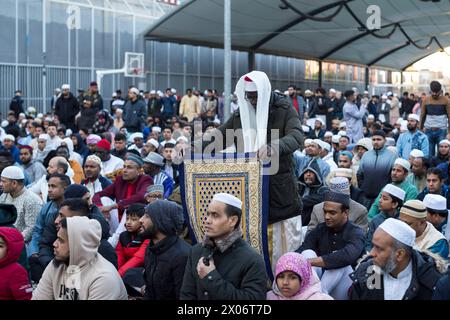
[419,81,450,157]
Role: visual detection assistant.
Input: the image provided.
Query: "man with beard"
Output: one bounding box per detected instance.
[19,145,46,183]
[81,155,111,201]
[350,218,442,300]
[32,215,126,300]
[138,200,189,299]
[54,84,80,131]
[143,152,174,199]
[287,85,304,122]
[397,114,429,159]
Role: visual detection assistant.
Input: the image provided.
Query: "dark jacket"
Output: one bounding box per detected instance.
[432,269,450,300]
[77,105,98,131]
[350,250,442,300]
[214,92,304,224]
[297,221,366,270]
[71,133,89,159]
[298,159,329,226]
[31,204,117,282]
[123,98,147,132]
[180,238,268,300]
[430,153,449,168]
[310,96,330,116]
[9,96,24,118]
[350,186,372,210]
[357,146,397,199]
[4,123,21,139]
[55,92,80,130]
[143,200,190,299]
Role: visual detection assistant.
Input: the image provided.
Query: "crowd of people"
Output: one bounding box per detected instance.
[0,73,450,301]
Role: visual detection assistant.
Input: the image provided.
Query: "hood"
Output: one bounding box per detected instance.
[147,200,184,236]
[67,216,101,267]
[235,71,271,152]
[72,133,88,154]
[299,159,323,188]
[0,204,17,226]
[0,227,24,268]
[272,252,324,299]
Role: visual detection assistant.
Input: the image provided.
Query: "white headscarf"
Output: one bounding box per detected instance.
[235,71,271,152]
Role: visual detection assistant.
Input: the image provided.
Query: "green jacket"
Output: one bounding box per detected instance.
[213,92,304,224]
[368,181,419,220]
[180,238,268,300]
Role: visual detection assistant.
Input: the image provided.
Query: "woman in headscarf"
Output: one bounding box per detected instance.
[267,252,333,300]
[71,132,89,159]
[93,110,113,134]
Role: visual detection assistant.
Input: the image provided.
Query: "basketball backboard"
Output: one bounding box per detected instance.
[124,52,145,78]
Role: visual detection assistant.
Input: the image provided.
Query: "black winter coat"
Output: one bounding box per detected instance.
[350,250,442,300]
[143,236,190,300]
[9,96,24,117]
[55,93,80,130]
[214,92,304,224]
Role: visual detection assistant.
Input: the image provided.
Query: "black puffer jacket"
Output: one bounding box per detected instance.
[349,250,442,300]
[143,200,190,300]
[214,92,304,224]
[55,92,80,130]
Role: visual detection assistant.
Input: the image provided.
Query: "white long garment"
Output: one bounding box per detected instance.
[235,71,271,152]
[101,155,124,176]
[383,261,412,300]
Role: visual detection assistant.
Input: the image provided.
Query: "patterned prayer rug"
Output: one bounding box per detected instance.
[179,153,272,278]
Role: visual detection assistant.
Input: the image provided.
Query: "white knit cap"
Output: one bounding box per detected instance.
[332,135,340,144]
[152,126,162,133]
[408,114,420,122]
[38,134,49,141]
[1,166,25,180]
[61,84,70,90]
[383,184,406,201]
[148,138,159,149]
[394,158,411,171]
[410,149,424,158]
[423,194,447,212]
[378,218,415,247]
[129,87,139,95]
[212,193,242,210]
[2,134,15,142]
[324,131,333,138]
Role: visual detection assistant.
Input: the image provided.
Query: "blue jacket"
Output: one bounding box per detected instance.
[161,96,177,116]
[28,201,59,255]
[294,151,330,183]
[396,130,429,159]
[357,147,397,199]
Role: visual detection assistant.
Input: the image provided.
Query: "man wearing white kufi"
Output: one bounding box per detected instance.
[396,113,429,160]
[368,158,419,220]
[180,193,268,300]
[206,71,303,271]
[350,218,442,300]
[399,199,449,261]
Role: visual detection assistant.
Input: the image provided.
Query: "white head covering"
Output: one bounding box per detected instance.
[2,134,15,142]
[236,71,271,152]
[1,120,8,127]
[394,158,411,171]
[383,184,406,201]
[378,218,415,247]
[176,136,188,143]
[339,122,347,128]
[329,177,350,195]
[1,166,25,180]
[129,87,139,95]
[410,149,424,158]
[150,90,156,94]
[128,132,144,143]
[304,138,312,146]
[62,137,74,155]
[152,126,162,133]
[148,138,159,149]
[381,94,387,99]
[368,114,375,120]
[329,88,336,93]
[86,154,102,169]
[439,139,450,146]
[423,194,447,212]
[212,193,242,210]
[38,134,49,141]
[61,84,70,90]
[407,114,420,122]
[324,131,333,138]
[332,135,340,144]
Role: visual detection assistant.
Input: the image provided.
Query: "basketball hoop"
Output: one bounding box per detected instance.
[124,52,145,78]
